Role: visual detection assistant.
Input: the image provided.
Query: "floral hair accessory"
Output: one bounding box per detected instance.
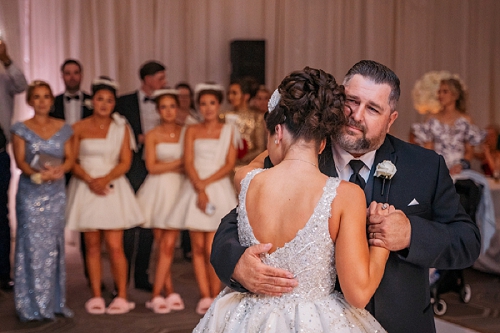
[152,89,179,99]
[92,78,119,90]
[268,89,280,113]
[375,160,397,195]
[194,83,224,95]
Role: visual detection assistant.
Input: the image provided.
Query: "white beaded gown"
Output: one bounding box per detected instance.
[137,127,186,229]
[194,169,387,333]
[66,114,144,231]
[169,124,237,232]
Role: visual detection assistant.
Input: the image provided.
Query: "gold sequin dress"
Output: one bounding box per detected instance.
[194,169,386,333]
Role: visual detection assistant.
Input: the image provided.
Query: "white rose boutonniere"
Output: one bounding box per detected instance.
[83,98,93,110]
[375,160,397,195]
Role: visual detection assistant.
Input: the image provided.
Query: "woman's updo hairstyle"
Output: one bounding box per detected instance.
[266,67,346,144]
[91,76,119,99]
[195,82,224,104]
[152,88,180,110]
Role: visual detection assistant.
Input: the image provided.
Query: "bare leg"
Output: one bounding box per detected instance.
[151,229,166,298]
[162,229,179,296]
[190,231,210,298]
[204,232,220,298]
[85,231,102,298]
[104,229,128,299]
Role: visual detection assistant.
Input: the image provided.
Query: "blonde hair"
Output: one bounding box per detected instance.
[26,80,54,104]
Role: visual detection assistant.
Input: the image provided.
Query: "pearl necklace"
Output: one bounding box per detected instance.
[282,158,318,168]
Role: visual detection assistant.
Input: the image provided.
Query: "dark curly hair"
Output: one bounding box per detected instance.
[265,67,346,146]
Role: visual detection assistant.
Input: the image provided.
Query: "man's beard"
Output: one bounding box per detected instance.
[65,82,80,92]
[334,118,385,155]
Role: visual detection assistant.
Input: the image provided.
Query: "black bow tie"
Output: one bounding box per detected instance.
[143,96,155,103]
[65,95,80,101]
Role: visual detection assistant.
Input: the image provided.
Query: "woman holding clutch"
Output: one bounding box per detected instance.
[10,80,74,321]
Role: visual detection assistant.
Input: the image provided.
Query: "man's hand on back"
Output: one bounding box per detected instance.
[232,243,298,296]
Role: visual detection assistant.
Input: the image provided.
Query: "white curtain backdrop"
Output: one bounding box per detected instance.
[0,0,499,140]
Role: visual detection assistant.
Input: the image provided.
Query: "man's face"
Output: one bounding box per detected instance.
[335,74,398,156]
[62,63,82,92]
[145,71,167,91]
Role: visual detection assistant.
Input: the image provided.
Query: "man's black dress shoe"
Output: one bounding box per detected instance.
[0,279,14,291]
[135,281,153,292]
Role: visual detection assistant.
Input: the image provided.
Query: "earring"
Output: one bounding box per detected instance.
[274,139,278,144]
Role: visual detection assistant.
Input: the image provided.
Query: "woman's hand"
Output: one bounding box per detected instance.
[88,176,110,196]
[449,163,462,175]
[193,178,208,192]
[40,165,64,181]
[196,189,209,213]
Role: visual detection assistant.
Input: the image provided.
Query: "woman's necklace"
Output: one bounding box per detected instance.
[283,158,318,168]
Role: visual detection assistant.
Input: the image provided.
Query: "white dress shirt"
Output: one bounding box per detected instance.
[332,142,376,183]
[63,91,84,125]
[138,90,160,134]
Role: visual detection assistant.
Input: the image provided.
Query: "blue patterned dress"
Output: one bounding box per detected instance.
[10,122,73,322]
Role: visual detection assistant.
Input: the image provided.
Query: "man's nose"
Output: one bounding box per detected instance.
[350,107,364,122]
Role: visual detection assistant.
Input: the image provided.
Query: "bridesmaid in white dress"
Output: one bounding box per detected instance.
[66,77,143,315]
[169,83,237,314]
[136,89,186,313]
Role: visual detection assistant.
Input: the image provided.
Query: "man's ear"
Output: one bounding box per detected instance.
[386,111,398,133]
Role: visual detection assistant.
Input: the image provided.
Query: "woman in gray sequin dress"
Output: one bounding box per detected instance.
[10,80,74,322]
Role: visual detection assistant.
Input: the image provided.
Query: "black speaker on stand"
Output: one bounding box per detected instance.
[230,40,266,85]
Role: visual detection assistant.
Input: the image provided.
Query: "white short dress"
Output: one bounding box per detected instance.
[137,127,186,229]
[169,124,237,232]
[66,114,144,231]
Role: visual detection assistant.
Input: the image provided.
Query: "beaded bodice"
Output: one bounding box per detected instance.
[237,169,340,303]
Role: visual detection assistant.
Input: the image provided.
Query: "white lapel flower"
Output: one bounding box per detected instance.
[375,160,397,195]
[375,160,397,179]
[83,98,93,110]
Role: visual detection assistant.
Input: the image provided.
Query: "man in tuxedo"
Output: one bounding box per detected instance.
[116,60,167,291]
[52,59,93,125]
[50,58,94,285]
[0,39,27,291]
[210,60,481,333]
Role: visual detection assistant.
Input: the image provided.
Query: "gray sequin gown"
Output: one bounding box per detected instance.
[11,122,73,322]
[194,169,386,333]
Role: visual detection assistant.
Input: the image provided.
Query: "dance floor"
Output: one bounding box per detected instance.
[0,243,499,333]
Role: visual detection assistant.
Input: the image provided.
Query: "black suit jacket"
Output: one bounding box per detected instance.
[116,91,147,192]
[210,134,481,333]
[51,92,92,184]
[51,92,93,121]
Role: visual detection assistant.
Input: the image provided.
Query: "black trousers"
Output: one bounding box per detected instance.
[0,151,11,281]
[123,227,153,286]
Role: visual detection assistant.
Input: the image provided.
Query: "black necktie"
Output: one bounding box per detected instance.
[65,94,80,101]
[349,159,366,189]
[143,96,155,103]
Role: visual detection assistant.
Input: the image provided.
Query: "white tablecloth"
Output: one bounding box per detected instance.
[452,170,500,275]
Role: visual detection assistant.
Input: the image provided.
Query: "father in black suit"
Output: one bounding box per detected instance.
[116,60,167,291]
[210,60,481,333]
